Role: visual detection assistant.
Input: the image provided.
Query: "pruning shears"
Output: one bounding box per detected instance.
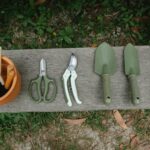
[62,54,82,107]
[28,58,57,102]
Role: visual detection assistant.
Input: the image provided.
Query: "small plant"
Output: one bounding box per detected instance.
[58,26,74,46]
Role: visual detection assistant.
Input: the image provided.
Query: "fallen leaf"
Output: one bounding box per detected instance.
[64,118,86,126]
[130,134,139,148]
[102,119,107,125]
[131,26,142,33]
[119,143,124,150]
[113,110,128,129]
[125,117,133,126]
[104,11,119,20]
[35,0,46,5]
[91,43,97,48]
[133,16,150,22]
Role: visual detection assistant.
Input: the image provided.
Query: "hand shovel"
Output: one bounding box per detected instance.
[94,42,116,104]
[124,43,140,104]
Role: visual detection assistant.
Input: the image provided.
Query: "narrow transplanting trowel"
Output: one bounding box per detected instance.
[124,43,140,104]
[94,42,116,104]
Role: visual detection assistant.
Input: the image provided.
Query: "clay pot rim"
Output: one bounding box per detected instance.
[0,56,17,101]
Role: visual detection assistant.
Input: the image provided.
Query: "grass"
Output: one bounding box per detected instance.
[0,112,60,133]
[134,110,150,139]
[0,0,150,49]
[0,0,150,148]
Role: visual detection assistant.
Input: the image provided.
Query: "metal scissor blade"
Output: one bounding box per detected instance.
[40,58,46,76]
[68,53,77,71]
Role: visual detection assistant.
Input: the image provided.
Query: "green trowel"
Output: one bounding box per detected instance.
[124,43,140,104]
[94,42,116,104]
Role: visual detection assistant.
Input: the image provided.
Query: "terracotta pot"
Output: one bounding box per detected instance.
[0,56,21,105]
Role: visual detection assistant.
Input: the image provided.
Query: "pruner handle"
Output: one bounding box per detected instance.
[63,69,72,107]
[128,74,140,104]
[102,74,111,104]
[71,70,82,105]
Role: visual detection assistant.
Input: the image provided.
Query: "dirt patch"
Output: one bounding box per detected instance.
[4,118,149,150]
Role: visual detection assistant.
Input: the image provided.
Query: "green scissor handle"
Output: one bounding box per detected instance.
[28,76,42,102]
[43,76,57,103]
[28,75,57,103]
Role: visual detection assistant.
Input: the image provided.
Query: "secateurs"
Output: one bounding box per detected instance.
[28,58,57,102]
[62,54,82,107]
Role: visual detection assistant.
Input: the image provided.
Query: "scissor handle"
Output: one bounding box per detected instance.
[43,76,57,102]
[62,69,72,107]
[28,76,42,102]
[70,70,82,105]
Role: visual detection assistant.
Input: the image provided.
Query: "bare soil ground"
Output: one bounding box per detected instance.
[3,117,150,150]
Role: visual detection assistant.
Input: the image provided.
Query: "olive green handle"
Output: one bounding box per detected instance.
[102,74,111,104]
[128,74,140,104]
[43,77,57,103]
[28,76,42,102]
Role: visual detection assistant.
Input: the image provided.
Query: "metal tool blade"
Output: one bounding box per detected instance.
[40,58,46,76]
[94,42,116,75]
[68,53,77,71]
[124,43,140,75]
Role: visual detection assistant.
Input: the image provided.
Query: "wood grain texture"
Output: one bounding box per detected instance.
[0,46,150,112]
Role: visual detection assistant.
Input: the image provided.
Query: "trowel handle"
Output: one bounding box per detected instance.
[102,74,111,104]
[128,74,140,104]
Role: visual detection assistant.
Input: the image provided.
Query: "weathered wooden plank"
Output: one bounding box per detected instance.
[0,46,150,112]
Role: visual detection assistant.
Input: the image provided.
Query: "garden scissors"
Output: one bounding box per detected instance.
[62,53,82,107]
[28,58,57,103]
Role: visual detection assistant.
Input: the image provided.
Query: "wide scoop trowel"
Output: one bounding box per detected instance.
[124,43,140,104]
[95,42,116,104]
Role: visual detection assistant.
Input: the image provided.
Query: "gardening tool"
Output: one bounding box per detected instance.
[5,65,15,89]
[28,58,57,102]
[0,47,4,85]
[62,53,82,107]
[94,42,117,104]
[124,43,140,104]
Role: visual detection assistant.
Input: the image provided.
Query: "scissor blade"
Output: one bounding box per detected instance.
[68,53,77,71]
[40,58,46,76]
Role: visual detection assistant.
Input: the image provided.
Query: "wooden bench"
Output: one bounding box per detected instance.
[0,46,150,112]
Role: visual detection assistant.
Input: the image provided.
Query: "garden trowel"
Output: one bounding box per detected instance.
[124,43,140,104]
[94,42,116,104]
